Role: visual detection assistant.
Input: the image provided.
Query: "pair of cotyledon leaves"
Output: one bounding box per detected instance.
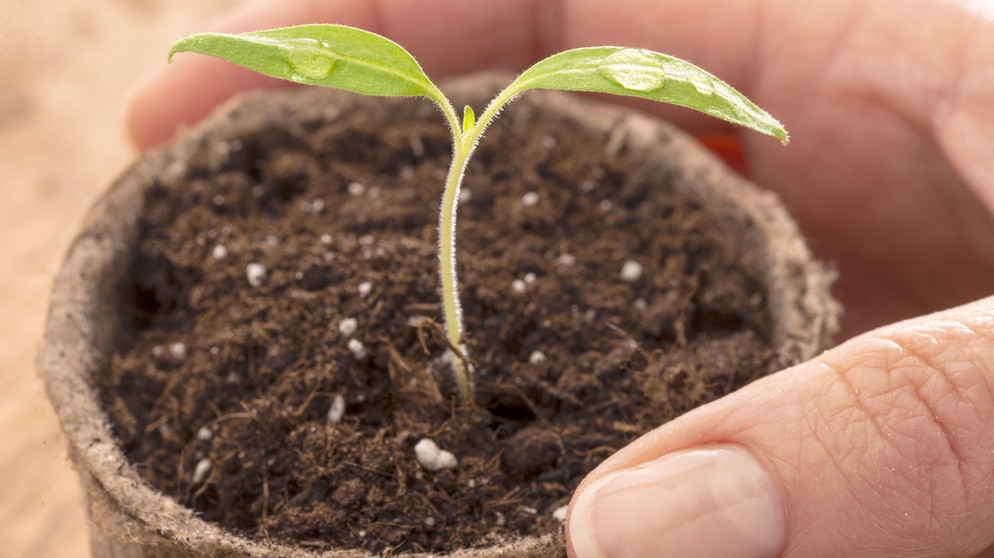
[169,24,787,405]
[168,24,788,144]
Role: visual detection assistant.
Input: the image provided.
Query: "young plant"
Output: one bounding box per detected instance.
[169,24,788,404]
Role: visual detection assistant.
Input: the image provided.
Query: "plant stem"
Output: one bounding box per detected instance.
[435,96,482,405]
[439,140,473,404]
[436,87,520,405]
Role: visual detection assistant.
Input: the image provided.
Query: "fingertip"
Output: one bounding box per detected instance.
[124,67,169,151]
[126,56,291,151]
[127,0,369,151]
[565,445,785,558]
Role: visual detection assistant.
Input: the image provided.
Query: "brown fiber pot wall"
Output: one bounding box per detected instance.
[40,73,839,557]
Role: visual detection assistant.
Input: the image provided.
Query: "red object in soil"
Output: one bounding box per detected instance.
[698,133,747,176]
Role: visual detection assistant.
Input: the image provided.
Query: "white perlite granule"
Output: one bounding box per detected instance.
[414,438,458,472]
[347,339,367,360]
[327,394,346,424]
[192,458,212,484]
[620,260,644,282]
[246,262,267,288]
[338,317,358,336]
[358,281,373,297]
[168,341,187,361]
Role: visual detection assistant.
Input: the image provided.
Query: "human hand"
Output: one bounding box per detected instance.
[127,1,994,555]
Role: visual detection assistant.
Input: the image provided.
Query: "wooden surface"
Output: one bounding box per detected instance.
[0,2,240,556]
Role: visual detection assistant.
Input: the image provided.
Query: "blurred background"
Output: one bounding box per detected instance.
[0,1,242,555]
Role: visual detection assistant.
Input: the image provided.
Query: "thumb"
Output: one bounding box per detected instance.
[566,296,994,558]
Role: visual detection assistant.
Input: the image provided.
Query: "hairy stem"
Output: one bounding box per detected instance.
[436,96,486,404]
[439,141,473,404]
[437,93,518,405]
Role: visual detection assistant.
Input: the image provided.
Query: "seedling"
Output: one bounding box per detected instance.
[169,24,787,404]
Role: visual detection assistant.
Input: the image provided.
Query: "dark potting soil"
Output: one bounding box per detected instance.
[100,93,787,555]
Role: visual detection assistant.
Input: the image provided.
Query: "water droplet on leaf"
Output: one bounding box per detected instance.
[597,48,666,92]
[689,75,715,96]
[282,38,337,81]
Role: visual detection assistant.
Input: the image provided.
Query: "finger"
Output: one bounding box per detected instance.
[566,296,994,558]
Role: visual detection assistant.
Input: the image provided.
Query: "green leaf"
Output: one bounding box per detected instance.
[504,47,788,143]
[169,24,446,104]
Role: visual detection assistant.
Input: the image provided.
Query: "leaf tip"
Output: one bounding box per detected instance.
[764,116,789,146]
[777,125,790,146]
[167,35,194,63]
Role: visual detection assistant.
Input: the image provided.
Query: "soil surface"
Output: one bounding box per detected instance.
[100,93,787,554]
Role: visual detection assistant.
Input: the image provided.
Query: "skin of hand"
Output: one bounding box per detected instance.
[127,0,994,556]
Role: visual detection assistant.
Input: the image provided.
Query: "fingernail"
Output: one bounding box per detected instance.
[568,445,785,558]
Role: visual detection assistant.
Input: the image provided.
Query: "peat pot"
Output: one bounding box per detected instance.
[41,73,839,558]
